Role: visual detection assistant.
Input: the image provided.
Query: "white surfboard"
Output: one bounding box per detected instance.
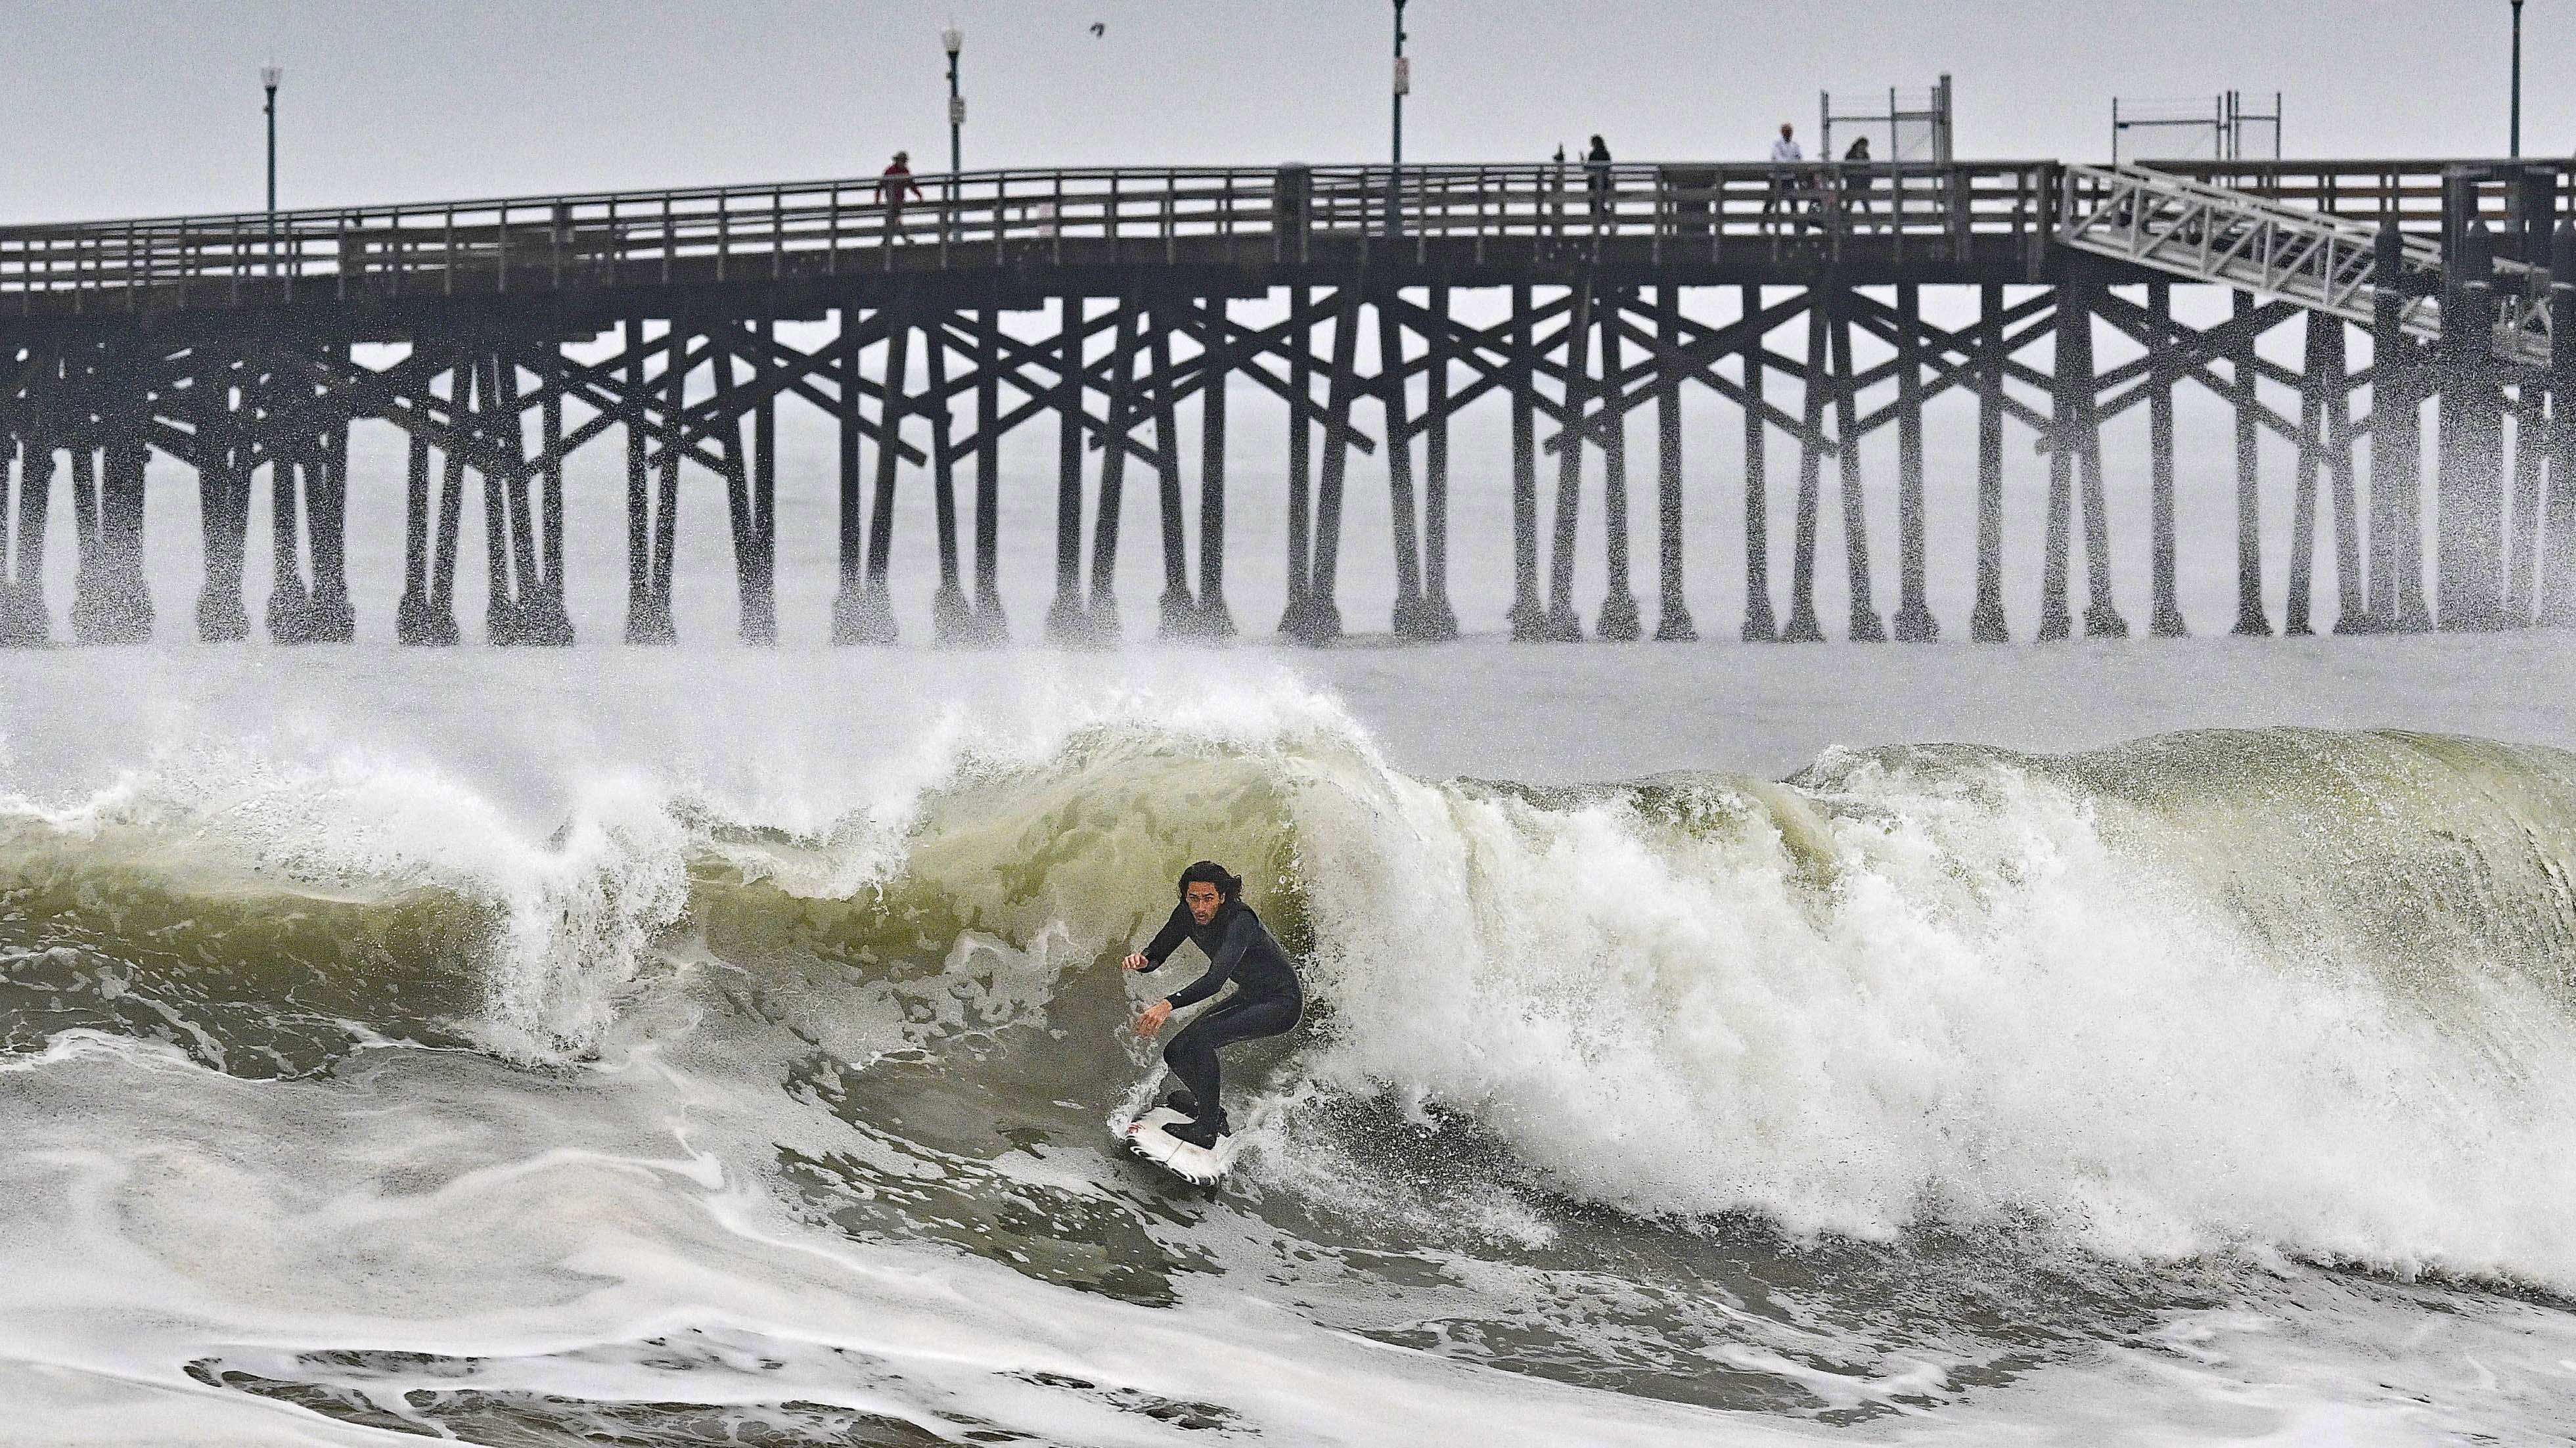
[1121,1107,1239,1184]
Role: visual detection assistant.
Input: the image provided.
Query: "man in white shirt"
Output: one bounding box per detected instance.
[1764,122,1805,234]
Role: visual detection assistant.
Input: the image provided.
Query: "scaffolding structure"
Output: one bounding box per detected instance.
[1820,74,1954,164]
[2112,91,2282,165]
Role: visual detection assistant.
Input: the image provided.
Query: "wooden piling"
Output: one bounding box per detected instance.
[2370,220,2431,631]
[1047,295,1090,645]
[1782,296,1828,643]
[973,302,1007,641]
[1421,283,1458,639]
[1196,298,1235,638]
[2070,288,2124,638]
[929,315,974,644]
[2542,222,2576,626]
[1149,313,1195,638]
[1891,283,1936,641]
[1653,284,1695,641]
[1281,285,1317,635]
[1596,287,1642,641]
[2436,218,2504,629]
[854,316,907,645]
[2230,290,2272,637]
[1382,291,1436,639]
[1543,282,1593,642]
[1293,288,1360,645]
[1508,282,1545,639]
[1829,291,1885,642]
[1970,283,2008,641]
[1089,302,1138,638]
[1742,284,1778,641]
[2146,283,2186,636]
[2038,294,2078,641]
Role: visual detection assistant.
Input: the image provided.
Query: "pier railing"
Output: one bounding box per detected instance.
[0,158,2565,317]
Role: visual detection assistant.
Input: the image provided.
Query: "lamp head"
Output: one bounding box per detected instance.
[261,64,283,91]
[941,23,962,56]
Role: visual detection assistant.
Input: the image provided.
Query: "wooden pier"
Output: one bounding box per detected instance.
[0,156,2569,646]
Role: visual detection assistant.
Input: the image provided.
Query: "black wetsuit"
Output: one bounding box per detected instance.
[1137,899,1303,1130]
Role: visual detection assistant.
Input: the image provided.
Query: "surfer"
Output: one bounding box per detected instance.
[1122,861,1302,1148]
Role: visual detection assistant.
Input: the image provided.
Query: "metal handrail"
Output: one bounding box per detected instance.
[1,159,2564,313]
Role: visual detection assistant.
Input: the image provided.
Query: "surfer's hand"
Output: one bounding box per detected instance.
[1121,952,1150,972]
[1133,999,1173,1037]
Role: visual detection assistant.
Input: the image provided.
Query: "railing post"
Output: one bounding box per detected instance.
[1274,164,1312,266]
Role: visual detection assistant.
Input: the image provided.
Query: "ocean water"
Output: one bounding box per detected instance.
[3,637,2575,1445]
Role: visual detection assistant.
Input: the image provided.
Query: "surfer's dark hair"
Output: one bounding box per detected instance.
[1176,860,1242,903]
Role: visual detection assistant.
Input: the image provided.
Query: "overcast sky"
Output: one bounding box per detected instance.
[0,1,2560,224]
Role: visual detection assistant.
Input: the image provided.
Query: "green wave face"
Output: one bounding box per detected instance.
[9,721,2576,1361]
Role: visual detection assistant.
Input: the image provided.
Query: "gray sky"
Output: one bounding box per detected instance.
[0,1,2558,224]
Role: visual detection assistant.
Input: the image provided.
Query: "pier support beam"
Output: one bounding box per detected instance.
[1508,283,1546,639]
[1970,283,2009,641]
[2230,290,2273,637]
[1782,297,1828,643]
[71,432,152,645]
[2437,219,2506,630]
[2146,283,2187,637]
[2508,380,2545,625]
[1195,298,1236,639]
[2071,288,2125,639]
[197,362,253,643]
[929,317,974,645]
[1088,302,1138,640]
[1742,285,1777,641]
[1581,292,1638,640]
[1543,282,1593,642]
[626,319,678,644]
[2543,223,2576,626]
[1891,283,1937,641]
[1420,284,1459,639]
[0,432,52,646]
[1048,296,1092,645]
[1596,286,1643,641]
[849,316,907,645]
[1282,286,1317,637]
[1653,284,1695,641]
[737,327,779,645]
[2370,222,2432,631]
[2039,294,2078,641]
[1830,290,1885,641]
[1288,289,1359,645]
[971,303,1008,643]
[1382,292,1439,641]
[1150,314,1194,639]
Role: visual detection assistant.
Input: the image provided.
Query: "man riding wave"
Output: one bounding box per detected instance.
[1123,861,1303,1149]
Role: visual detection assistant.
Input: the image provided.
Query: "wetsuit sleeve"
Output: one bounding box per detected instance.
[1163,909,1255,1010]
[1136,903,1193,970]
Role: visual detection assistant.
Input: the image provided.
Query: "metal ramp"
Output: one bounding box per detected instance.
[2055,162,2551,365]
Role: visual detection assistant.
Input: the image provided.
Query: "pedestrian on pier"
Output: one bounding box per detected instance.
[880,151,924,242]
[1585,135,1614,227]
[1763,123,1805,234]
[1840,135,1873,230]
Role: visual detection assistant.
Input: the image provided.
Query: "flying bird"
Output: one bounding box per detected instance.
[1089,22,1105,35]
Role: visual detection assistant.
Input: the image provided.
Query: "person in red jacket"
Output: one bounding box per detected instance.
[878,151,924,242]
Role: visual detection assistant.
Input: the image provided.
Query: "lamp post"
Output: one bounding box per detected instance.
[1388,0,1409,236]
[2511,0,2525,157]
[941,23,964,175]
[261,64,282,214]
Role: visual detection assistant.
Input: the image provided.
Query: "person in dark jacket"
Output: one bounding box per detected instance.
[1123,860,1303,1147]
[1585,135,1614,226]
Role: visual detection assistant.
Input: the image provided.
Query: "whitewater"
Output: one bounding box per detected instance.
[4,638,2575,1445]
